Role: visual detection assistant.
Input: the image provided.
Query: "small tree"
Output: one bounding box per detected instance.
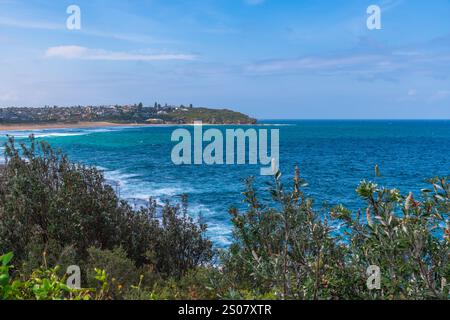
[219,167,349,299]
[148,195,213,278]
[218,167,449,300]
[331,177,450,299]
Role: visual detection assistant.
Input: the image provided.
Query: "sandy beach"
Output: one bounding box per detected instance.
[0,122,257,132]
[0,122,154,131]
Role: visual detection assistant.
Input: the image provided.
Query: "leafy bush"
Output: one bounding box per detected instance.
[0,136,213,290]
[1,136,448,300]
[217,167,449,300]
[85,247,141,299]
[217,168,350,299]
[1,252,92,300]
[0,136,133,264]
[331,178,449,299]
[147,196,214,279]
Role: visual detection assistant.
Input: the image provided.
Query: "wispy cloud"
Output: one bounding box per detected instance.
[245,54,397,76]
[0,16,62,30]
[380,0,405,12]
[82,30,157,44]
[245,43,450,81]
[0,15,164,44]
[45,46,197,62]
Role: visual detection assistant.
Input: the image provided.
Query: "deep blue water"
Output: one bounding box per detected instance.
[2,120,450,247]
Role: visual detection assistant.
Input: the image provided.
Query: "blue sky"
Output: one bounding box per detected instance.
[1,0,450,119]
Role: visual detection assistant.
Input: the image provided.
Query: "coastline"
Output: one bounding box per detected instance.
[0,121,259,132]
[0,121,161,132]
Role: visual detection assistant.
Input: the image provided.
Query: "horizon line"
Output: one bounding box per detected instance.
[258,118,450,121]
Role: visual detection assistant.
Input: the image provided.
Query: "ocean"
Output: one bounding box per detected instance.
[1,120,449,248]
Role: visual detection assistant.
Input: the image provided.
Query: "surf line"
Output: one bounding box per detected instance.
[171,121,279,176]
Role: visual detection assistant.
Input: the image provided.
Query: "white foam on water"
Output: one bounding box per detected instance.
[103,167,193,200]
[207,223,233,247]
[146,187,188,197]
[189,203,216,217]
[34,132,90,138]
[99,165,232,247]
[0,146,5,164]
[1,130,88,139]
[214,236,232,247]
[0,127,125,139]
[188,203,233,246]
[104,169,140,184]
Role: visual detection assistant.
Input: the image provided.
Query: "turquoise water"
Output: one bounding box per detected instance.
[2,120,450,247]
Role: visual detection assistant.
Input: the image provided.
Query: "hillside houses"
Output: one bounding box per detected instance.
[0,103,256,125]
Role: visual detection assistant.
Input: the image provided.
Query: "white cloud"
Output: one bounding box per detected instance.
[0,16,163,44]
[0,16,61,30]
[83,30,156,44]
[245,54,390,75]
[245,46,450,80]
[45,46,196,62]
[380,0,405,12]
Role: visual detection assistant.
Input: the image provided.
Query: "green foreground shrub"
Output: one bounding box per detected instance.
[0,252,93,300]
[216,168,449,300]
[0,136,213,299]
[0,136,448,300]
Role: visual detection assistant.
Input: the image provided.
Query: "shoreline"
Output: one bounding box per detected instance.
[0,121,259,132]
[0,122,158,132]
